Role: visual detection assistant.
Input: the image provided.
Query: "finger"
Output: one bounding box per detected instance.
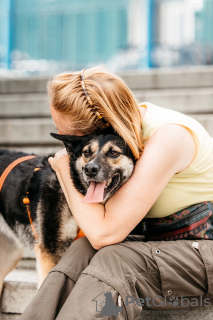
[54,149,68,160]
[48,157,54,165]
[58,148,68,157]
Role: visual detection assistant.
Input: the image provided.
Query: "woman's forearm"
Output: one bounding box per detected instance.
[54,156,113,248]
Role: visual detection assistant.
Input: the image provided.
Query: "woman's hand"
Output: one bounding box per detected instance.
[48,148,69,171]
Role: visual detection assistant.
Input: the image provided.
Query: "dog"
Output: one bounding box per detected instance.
[0,127,136,290]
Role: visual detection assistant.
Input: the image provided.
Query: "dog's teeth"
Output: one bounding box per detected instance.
[106,178,112,187]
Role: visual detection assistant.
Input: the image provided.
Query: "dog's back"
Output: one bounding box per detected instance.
[0,150,50,242]
[0,149,78,260]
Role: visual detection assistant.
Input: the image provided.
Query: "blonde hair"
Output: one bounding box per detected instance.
[47,66,144,159]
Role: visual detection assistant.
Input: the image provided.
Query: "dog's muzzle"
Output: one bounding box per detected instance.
[84,163,100,178]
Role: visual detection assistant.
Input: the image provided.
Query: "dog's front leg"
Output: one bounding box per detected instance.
[0,230,24,298]
[34,243,56,288]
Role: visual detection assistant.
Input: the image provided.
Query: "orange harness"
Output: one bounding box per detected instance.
[0,156,84,241]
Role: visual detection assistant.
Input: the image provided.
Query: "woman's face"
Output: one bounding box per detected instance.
[50,107,84,136]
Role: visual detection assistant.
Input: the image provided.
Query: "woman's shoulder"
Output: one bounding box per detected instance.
[139,101,213,174]
[140,101,207,128]
[141,122,197,174]
[139,101,211,145]
[140,102,198,131]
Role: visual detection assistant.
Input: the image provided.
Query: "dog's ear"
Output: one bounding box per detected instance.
[50,133,82,152]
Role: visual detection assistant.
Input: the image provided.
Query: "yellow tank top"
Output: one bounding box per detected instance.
[140,102,213,218]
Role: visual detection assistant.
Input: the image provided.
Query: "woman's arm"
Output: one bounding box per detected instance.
[49,124,196,250]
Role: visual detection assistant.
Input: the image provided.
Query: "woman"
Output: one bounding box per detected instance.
[20,67,213,320]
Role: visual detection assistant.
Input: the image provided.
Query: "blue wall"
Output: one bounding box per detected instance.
[1,0,213,71]
[0,0,129,70]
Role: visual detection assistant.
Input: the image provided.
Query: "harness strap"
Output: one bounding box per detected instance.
[0,155,38,239]
[0,155,37,192]
[75,229,85,240]
[0,154,85,241]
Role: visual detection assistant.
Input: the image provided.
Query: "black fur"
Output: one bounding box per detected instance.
[0,149,70,262]
[0,129,136,264]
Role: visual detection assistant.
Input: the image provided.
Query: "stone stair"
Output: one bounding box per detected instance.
[0,65,213,155]
[1,66,213,319]
[1,269,37,320]
[0,254,37,320]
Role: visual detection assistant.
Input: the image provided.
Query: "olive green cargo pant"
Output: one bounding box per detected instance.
[19,237,213,320]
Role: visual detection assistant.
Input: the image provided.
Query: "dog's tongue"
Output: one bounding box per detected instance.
[83,181,107,203]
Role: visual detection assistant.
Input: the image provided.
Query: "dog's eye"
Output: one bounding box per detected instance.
[108,150,120,158]
[83,150,92,158]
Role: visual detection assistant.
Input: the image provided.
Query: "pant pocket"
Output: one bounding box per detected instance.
[82,266,131,319]
[151,240,208,299]
[196,240,213,297]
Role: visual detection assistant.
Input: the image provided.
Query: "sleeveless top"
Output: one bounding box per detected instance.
[140,102,213,218]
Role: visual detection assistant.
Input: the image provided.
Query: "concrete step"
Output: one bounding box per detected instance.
[1,114,213,147]
[121,65,213,90]
[16,248,36,270]
[134,87,213,114]
[0,119,60,145]
[5,145,63,156]
[1,87,213,118]
[0,94,49,118]
[22,248,35,260]
[1,269,37,318]
[135,305,213,320]
[1,309,213,320]
[16,259,36,270]
[0,77,49,94]
[1,66,213,94]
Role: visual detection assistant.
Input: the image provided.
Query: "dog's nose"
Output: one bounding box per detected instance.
[85,163,100,177]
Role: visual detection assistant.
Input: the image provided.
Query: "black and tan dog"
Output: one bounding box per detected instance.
[0,127,136,290]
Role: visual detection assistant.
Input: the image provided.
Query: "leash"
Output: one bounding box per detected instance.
[0,155,84,241]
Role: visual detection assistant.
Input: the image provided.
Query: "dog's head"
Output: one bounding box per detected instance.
[50,127,136,203]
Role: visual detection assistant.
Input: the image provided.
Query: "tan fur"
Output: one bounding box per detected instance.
[113,157,134,177]
[59,205,78,242]
[82,141,99,162]
[76,156,86,172]
[34,244,56,288]
[83,141,99,154]
[102,141,122,154]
